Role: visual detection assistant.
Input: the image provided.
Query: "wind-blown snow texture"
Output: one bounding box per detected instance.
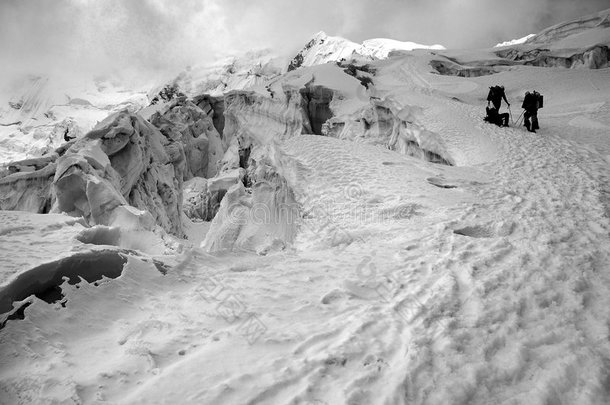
[1,9,610,405]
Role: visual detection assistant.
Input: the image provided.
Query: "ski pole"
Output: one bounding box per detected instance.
[515,111,524,126]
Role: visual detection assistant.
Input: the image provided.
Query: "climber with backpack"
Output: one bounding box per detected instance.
[485,85,511,127]
[484,106,510,127]
[484,85,510,127]
[487,85,510,111]
[521,90,543,133]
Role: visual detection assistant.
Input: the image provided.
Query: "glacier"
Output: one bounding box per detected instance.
[0,8,610,405]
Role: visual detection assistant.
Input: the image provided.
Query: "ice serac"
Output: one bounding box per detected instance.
[429,58,498,77]
[186,84,319,245]
[150,98,224,179]
[222,90,310,149]
[193,94,226,137]
[73,111,184,235]
[1,109,188,236]
[496,44,609,69]
[202,145,298,254]
[300,84,334,135]
[182,169,245,222]
[0,155,57,212]
[325,98,454,165]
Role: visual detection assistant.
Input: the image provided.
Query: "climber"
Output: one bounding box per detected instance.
[521,90,543,133]
[484,106,509,127]
[487,85,510,111]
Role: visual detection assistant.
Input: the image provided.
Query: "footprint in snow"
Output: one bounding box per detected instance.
[453,221,515,238]
[427,177,458,189]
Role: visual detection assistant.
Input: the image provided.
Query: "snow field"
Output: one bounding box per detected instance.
[1,17,610,403]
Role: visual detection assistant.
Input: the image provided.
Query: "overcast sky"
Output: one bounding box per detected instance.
[1,0,608,82]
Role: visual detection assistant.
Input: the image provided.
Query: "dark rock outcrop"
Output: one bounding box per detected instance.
[288,38,317,71]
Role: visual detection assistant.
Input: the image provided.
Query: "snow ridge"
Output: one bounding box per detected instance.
[288,31,445,71]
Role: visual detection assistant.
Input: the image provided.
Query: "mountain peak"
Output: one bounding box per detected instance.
[287,32,447,72]
[312,31,329,41]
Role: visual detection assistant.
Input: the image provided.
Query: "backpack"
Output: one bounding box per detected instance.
[487,87,495,102]
[487,86,498,101]
[487,86,502,102]
[534,91,543,108]
[522,91,544,110]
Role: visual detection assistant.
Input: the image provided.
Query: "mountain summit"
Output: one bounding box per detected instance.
[288,31,445,71]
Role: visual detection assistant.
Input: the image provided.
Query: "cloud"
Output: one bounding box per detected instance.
[0,0,608,83]
[332,0,609,49]
[0,0,228,82]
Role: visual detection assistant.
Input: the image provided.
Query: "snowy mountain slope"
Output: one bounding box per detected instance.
[0,51,285,165]
[151,31,443,103]
[151,49,286,99]
[362,38,446,58]
[491,8,610,52]
[495,34,536,48]
[1,9,610,405]
[490,8,610,69]
[1,34,610,404]
[288,31,445,71]
[427,8,610,75]
[4,8,607,166]
[525,7,610,48]
[0,75,148,163]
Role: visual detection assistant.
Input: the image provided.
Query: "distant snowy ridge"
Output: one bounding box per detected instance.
[494,34,535,48]
[0,75,148,163]
[494,8,610,50]
[362,38,446,58]
[152,49,286,99]
[524,7,610,47]
[490,8,610,70]
[288,31,445,70]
